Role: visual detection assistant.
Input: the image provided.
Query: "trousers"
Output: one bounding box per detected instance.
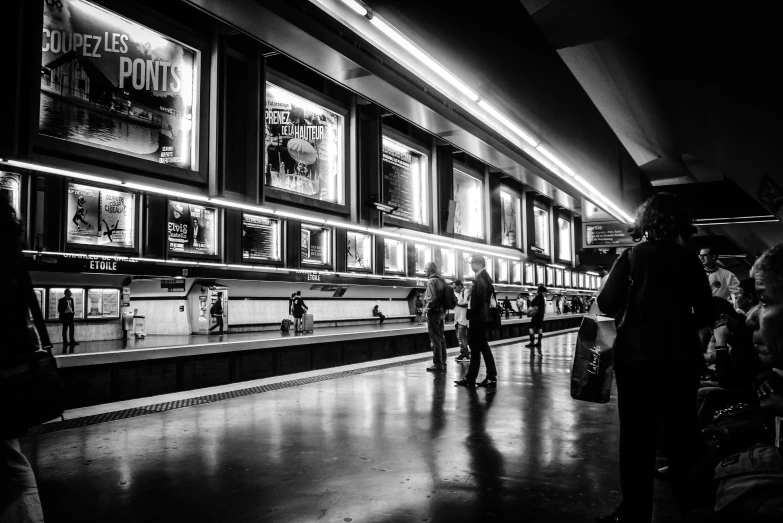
[427,311,447,368]
[615,361,701,521]
[0,439,44,523]
[465,322,496,381]
[61,314,75,344]
[455,323,470,357]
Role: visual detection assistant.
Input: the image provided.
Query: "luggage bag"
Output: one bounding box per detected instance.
[302,314,314,332]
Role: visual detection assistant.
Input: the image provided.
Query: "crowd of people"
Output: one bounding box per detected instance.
[595,191,782,523]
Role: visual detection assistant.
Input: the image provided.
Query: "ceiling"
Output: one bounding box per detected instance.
[520,0,783,261]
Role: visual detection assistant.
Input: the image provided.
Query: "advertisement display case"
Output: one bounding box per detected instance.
[545,266,554,287]
[38,0,205,180]
[485,257,494,280]
[167,200,218,257]
[384,238,405,274]
[579,273,586,289]
[48,288,84,319]
[564,269,572,288]
[533,207,550,255]
[453,168,484,239]
[66,182,136,252]
[512,261,522,284]
[524,262,535,285]
[497,259,509,283]
[440,248,455,277]
[462,252,474,279]
[555,269,563,288]
[500,191,520,248]
[382,132,429,230]
[1,172,22,217]
[347,231,372,271]
[242,214,281,262]
[558,217,572,261]
[535,264,545,286]
[414,244,431,274]
[301,224,331,266]
[86,289,120,319]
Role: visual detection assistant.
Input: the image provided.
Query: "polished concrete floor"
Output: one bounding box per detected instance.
[22,333,679,522]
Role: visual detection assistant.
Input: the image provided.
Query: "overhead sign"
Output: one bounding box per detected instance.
[583,221,636,248]
[160,279,185,292]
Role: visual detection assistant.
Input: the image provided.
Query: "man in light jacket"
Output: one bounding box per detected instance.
[456,254,497,388]
[423,262,450,372]
[453,280,470,363]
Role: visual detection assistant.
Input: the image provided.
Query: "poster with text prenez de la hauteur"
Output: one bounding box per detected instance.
[40,0,198,170]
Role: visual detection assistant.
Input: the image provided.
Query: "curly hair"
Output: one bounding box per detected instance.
[630,192,697,242]
[752,243,783,299]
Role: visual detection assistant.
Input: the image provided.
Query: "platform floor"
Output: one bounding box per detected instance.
[22,333,679,522]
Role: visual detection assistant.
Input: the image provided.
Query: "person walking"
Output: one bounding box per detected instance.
[57,288,78,348]
[423,262,451,372]
[595,192,713,523]
[207,293,224,335]
[455,254,497,389]
[1,196,45,522]
[526,285,547,354]
[291,291,308,333]
[453,280,470,363]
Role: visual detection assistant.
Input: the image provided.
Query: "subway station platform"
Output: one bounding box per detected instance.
[22,332,679,522]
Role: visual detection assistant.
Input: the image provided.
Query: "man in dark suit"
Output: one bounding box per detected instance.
[57,288,78,348]
[456,254,497,388]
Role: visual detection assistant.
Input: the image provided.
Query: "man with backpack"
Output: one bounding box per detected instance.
[422,261,456,372]
[207,293,224,335]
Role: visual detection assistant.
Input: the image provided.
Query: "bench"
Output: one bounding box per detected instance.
[229,315,416,333]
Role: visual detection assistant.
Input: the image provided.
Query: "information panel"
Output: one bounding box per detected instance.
[265,83,343,204]
[40,0,199,170]
[66,182,135,248]
[167,201,217,256]
[583,221,636,248]
[382,136,428,226]
[242,214,280,262]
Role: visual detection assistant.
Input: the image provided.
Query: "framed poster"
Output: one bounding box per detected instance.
[414,244,431,274]
[484,257,494,280]
[48,288,84,319]
[301,225,330,266]
[66,182,135,250]
[86,288,120,319]
[512,261,522,283]
[555,269,563,287]
[524,262,534,285]
[39,0,201,172]
[579,273,586,289]
[462,252,474,279]
[558,217,572,261]
[533,206,550,255]
[264,81,344,206]
[564,269,572,288]
[545,266,554,286]
[497,259,509,283]
[242,214,281,262]
[167,201,218,256]
[440,248,455,277]
[1,172,22,217]
[500,191,520,248]
[384,239,405,274]
[453,168,484,239]
[535,264,545,286]
[382,131,429,230]
[347,231,372,270]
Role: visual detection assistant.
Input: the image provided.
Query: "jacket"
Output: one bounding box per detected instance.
[423,274,450,313]
[468,268,494,324]
[598,239,713,370]
[454,288,469,325]
[58,296,75,318]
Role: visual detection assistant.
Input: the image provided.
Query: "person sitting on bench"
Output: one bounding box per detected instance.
[372,305,386,324]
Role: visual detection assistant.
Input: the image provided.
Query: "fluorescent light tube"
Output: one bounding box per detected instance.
[338,0,367,16]
[477,100,538,147]
[535,145,576,177]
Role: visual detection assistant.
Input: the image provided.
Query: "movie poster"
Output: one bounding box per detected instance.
[384,239,404,273]
[382,137,428,226]
[40,0,199,170]
[264,83,343,204]
[453,169,483,238]
[500,191,519,247]
[347,231,371,270]
[167,201,217,255]
[66,182,134,248]
[301,225,329,265]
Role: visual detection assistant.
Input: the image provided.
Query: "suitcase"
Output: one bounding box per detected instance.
[302,314,314,332]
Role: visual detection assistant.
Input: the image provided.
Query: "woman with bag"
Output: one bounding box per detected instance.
[595,192,714,523]
[0,198,48,522]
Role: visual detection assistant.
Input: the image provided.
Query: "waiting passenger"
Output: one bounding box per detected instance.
[596,192,713,523]
[526,285,547,354]
[423,262,450,372]
[502,295,512,319]
[291,291,308,333]
[453,280,470,363]
[414,293,424,325]
[372,305,385,324]
[516,293,525,318]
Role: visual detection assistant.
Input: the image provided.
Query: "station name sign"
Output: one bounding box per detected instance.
[583,221,636,248]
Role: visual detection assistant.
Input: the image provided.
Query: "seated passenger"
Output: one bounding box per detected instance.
[684,244,783,523]
[372,305,385,324]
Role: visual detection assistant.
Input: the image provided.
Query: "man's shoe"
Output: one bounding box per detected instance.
[454,379,476,387]
[524,342,535,348]
[476,379,497,389]
[455,355,470,363]
[426,365,445,372]
[71,342,80,346]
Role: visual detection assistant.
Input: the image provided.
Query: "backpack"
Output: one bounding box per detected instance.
[280,318,290,332]
[438,277,457,310]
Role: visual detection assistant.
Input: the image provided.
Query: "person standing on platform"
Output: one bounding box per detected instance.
[57,288,78,348]
[502,295,512,319]
[292,291,308,333]
[555,295,562,315]
[208,293,224,335]
[526,285,547,354]
[456,254,497,389]
[423,262,450,372]
[453,280,470,363]
[414,293,424,325]
[698,248,741,352]
[516,293,525,318]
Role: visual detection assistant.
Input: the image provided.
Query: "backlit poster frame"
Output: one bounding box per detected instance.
[301,224,331,267]
[166,200,219,259]
[381,126,432,233]
[242,214,282,263]
[523,262,534,285]
[264,72,350,214]
[512,261,522,284]
[1,172,23,218]
[535,264,545,286]
[440,248,455,278]
[384,238,405,274]
[347,231,372,272]
[35,0,209,183]
[64,181,137,253]
[453,164,485,240]
[414,244,432,275]
[497,259,509,283]
[500,190,521,248]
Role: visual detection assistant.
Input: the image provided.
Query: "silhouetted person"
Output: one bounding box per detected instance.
[456,254,497,388]
[58,288,78,348]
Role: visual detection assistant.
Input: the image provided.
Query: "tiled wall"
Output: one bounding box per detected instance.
[230,299,411,324]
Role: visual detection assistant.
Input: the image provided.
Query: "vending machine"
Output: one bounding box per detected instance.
[189,285,229,334]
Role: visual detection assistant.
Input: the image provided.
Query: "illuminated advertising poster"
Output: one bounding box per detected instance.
[462,252,474,279]
[414,245,431,274]
[453,169,483,238]
[497,259,509,283]
[66,182,134,248]
[384,239,405,273]
[440,248,455,277]
[167,201,217,256]
[382,137,428,226]
[347,231,372,270]
[40,0,199,170]
[512,261,522,283]
[86,288,119,318]
[500,191,519,247]
[1,172,22,217]
[264,83,343,204]
[564,269,572,288]
[524,262,534,285]
[535,265,545,286]
[242,214,280,262]
[48,288,84,319]
[301,225,330,265]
